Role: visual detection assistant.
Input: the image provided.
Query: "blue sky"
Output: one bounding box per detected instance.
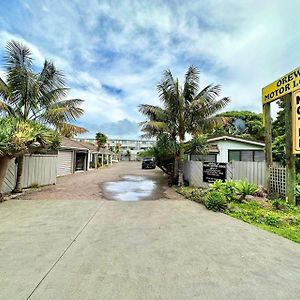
[1,0,300,138]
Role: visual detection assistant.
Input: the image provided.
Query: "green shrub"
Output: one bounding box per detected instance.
[235,180,258,198]
[210,180,224,191]
[204,191,227,212]
[222,180,237,202]
[210,179,237,202]
[264,213,281,227]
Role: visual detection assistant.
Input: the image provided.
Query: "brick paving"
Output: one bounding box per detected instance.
[16,162,179,201]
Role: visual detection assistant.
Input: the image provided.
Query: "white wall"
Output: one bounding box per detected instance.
[209,140,264,163]
[2,155,57,193]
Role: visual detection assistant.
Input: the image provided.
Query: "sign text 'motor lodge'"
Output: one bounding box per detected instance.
[262,66,300,104]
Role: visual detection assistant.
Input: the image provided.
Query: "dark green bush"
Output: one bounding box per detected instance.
[210,179,237,202]
[235,180,258,198]
[204,191,227,212]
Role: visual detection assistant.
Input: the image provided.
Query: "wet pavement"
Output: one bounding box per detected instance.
[16,162,179,201]
[102,175,159,201]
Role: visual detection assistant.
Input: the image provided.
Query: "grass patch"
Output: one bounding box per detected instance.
[175,185,300,243]
[226,200,300,243]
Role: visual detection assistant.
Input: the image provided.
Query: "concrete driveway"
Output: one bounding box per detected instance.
[1,162,300,299]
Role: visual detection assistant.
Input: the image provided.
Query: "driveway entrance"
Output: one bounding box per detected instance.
[1,162,300,299]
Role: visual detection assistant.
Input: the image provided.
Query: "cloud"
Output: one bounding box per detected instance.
[93,119,139,138]
[1,0,300,136]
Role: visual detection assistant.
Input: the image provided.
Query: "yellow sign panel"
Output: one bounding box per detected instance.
[292,90,300,154]
[262,66,300,104]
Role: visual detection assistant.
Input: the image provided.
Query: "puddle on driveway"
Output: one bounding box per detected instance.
[102,175,158,201]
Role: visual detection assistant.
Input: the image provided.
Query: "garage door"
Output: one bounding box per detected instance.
[57,151,73,176]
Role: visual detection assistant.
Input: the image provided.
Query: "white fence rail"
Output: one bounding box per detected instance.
[1,154,57,193]
[184,161,267,188]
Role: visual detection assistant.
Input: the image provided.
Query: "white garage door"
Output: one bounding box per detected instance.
[57,151,73,176]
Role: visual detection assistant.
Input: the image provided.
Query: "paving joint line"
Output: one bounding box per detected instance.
[26,201,106,300]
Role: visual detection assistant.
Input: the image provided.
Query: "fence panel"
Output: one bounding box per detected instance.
[269,165,286,196]
[1,159,17,193]
[21,155,57,188]
[184,161,210,188]
[184,160,267,188]
[1,154,57,193]
[231,161,266,187]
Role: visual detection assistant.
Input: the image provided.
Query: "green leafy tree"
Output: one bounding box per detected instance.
[0,117,59,200]
[139,66,230,185]
[213,111,265,141]
[0,40,86,192]
[95,132,107,150]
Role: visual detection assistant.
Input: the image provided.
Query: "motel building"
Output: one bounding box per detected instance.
[187,135,265,163]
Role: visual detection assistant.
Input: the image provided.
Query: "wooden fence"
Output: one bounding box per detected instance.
[184,161,266,188]
[1,154,57,193]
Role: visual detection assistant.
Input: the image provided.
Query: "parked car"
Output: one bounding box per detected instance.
[142,157,156,169]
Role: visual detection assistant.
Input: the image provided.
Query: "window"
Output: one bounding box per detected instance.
[228,150,241,162]
[228,150,264,162]
[254,151,265,161]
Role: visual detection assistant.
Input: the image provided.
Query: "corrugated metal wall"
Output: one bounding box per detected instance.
[1,154,57,193]
[231,161,266,187]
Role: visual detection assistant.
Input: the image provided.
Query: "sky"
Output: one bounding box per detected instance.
[1,0,300,139]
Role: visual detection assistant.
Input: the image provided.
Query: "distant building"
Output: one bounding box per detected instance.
[74,138,156,160]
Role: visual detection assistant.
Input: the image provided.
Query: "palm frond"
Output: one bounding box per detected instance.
[5,40,32,71]
[0,100,16,117]
[138,104,166,121]
[44,99,84,124]
[38,60,66,96]
[139,121,168,137]
[58,123,88,138]
[183,66,199,102]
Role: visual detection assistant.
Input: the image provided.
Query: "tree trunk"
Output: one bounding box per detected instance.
[0,156,11,201]
[178,140,185,186]
[173,155,179,185]
[12,154,24,193]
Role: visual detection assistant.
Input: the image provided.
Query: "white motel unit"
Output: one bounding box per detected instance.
[189,136,265,163]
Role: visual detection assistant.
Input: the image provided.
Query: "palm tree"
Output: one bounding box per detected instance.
[0,40,86,192]
[139,66,230,186]
[0,117,59,200]
[95,132,107,151]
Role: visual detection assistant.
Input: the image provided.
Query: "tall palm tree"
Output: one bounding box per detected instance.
[139,66,230,186]
[0,40,86,192]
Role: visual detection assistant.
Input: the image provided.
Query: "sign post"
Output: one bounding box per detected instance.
[262,67,300,205]
[285,94,296,204]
